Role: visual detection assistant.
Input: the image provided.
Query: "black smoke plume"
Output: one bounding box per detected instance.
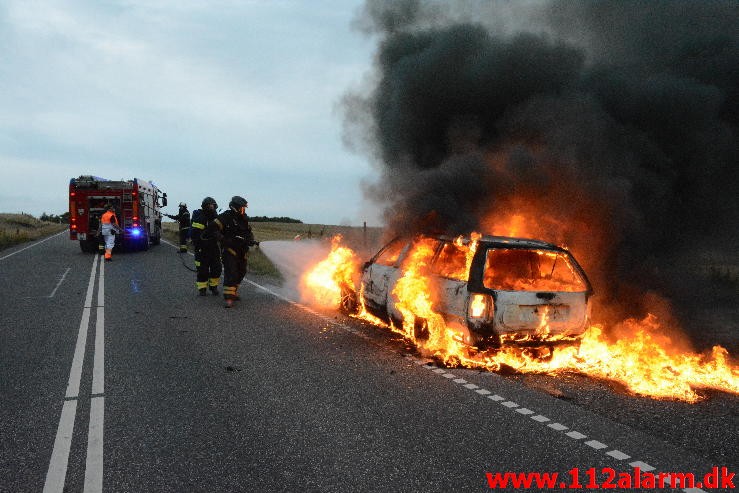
[343,0,738,334]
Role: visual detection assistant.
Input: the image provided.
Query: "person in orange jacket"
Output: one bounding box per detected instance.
[100,204,120,261]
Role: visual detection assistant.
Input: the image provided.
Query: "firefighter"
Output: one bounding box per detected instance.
[165,202,191,252]
[191,197,222,296]
[207,196,259,308]
[100,204,119,261]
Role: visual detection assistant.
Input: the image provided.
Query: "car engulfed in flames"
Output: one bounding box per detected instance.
[354,234,592,351]
[301,234,738,402]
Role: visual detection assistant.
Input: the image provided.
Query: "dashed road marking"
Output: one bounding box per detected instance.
[531,415,550,423]
[565,431,587,440]
[548,423,569,431]
[606,450,631,460]
[515,408,535,415]
[585,440,608,450]
[629,461,655,472]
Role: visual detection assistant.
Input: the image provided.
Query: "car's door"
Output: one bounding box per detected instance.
[361,239,408,312]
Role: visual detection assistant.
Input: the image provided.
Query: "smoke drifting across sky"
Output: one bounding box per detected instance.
[342,0,738,322]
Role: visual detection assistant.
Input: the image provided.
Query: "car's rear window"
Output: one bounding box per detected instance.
[483,248,587,292]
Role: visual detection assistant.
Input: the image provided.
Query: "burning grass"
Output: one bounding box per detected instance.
[302,235,739,403]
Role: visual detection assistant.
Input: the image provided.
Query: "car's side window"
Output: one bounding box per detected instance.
[432,241,469,281]
[375,240,406,267]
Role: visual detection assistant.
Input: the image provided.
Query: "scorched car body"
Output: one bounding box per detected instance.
[353,235,593,349]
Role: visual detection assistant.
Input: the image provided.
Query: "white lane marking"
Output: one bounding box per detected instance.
[683,488,708,493]
[585,440,608,450]
[0,230,67,261]
[475,389,491,395]
[566,431,587,440]
[84,396,104,493]
[453,378,467,384]
[48,267,71,298]
[501,401,519,408]
[548,423,569,431]
[43,400,78,493]
[91,258,104,395]
[629,460,655,472]
[488,395,506,401]
[463,383,479,390]
[531,415,550,423]
[65,256,99,399]
[432,368,447,374]
[606,450,631,460]
[442,373,456,379]
[515,408,535,415]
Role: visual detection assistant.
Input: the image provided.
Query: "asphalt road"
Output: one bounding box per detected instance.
[1,232,737,492]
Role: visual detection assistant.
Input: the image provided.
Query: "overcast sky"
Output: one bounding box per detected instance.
[0,0,380,225]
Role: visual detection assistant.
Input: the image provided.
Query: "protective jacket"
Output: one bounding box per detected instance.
[165,207,191,252]
[191,208,222,291]
[206,209,256,301]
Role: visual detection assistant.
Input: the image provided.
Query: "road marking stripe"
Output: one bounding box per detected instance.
[488,395,506,401]
[453,378,467,384]
[515,408,535,415]
[65,256,99,399]
[606,450,630,460]
[83,396,104,493]
[43,400,78,493]
[48,267,71,298]
[442,373,456,379]
[548,423,569,431]
[566,431,587,439]
[628,461,655,471]
[475,389,491,395]
[585,440,608,449]
[531,415,550,422]
[91,259,105,395]
[463,383,479,389]
[0,230,67,261]
[501,401,519,408]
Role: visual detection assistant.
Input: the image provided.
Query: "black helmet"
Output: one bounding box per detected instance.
[201,196,217,209]
[229,196,248,211]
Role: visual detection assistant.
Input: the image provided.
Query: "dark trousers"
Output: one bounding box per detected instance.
[178,228,189,251]
[195,244,222,288]
[222,248,247,299]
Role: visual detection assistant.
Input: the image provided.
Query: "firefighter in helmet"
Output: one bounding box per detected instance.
[191,196,222,296]
[100,204,120,261]
[165,202,191,252]
[207,195,258,308]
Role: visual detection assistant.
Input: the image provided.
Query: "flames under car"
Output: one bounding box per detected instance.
[344,235,593,349]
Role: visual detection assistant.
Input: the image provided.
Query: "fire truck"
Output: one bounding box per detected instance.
[68,175,168,253]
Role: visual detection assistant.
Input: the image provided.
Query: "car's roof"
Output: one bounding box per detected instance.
[421,234,564,251]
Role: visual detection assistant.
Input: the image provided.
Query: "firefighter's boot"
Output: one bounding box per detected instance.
[209,278,219,296]
[198,288,207,296]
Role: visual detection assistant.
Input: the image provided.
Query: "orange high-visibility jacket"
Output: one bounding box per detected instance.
[101,210,119,226]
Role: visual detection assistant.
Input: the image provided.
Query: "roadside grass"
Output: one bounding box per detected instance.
[0,213,67,252]
[162,221,385,280]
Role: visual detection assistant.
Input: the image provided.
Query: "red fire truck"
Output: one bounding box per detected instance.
[68,175,168,253]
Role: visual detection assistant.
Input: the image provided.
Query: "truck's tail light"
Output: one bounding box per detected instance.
[468,293,493,320]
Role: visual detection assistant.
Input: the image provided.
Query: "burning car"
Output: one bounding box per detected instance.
[349,234,593,349]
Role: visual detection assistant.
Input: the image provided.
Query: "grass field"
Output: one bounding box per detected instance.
[0,214,67,252]
[162,221,385,280]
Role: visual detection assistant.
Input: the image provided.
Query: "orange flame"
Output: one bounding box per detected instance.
[301,235,359,307]
[302,234,738,403]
